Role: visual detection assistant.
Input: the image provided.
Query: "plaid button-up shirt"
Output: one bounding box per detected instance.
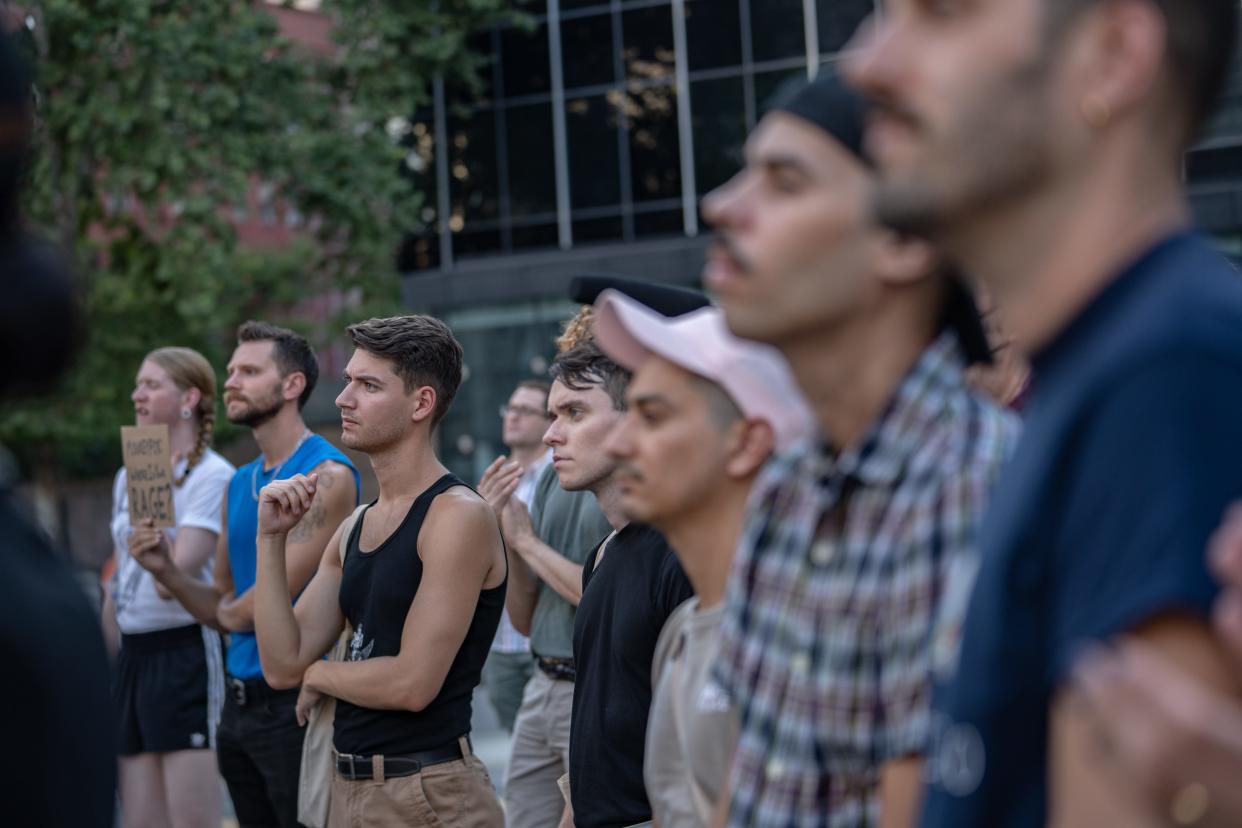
[716,333,1020,828]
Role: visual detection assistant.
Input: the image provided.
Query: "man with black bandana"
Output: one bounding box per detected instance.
[701,72,1020,827]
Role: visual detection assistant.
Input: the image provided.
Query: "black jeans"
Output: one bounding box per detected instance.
[216,682,307,828]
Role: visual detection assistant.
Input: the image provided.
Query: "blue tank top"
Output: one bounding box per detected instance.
[226,434,360,680]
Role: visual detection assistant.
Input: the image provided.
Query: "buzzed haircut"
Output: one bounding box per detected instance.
[550,340,631,411]
[1047,0,1237,142]
[237,320,319,410]
[347,314,464,428]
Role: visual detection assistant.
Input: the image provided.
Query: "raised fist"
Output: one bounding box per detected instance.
[258,473,319,537]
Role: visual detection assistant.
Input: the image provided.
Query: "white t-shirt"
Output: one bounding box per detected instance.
[110,448,234,634]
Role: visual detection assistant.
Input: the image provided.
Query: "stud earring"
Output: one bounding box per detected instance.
[181,408,192,420]
[1081,95,1112,129]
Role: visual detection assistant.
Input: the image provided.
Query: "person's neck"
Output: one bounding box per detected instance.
[781,303,938,450]
[660,482,751,610]
[946,144,1189,355]
[252,406,309,470]
[368,431,448,504]
[590,473,630,531]
[508,443,546,470]
[167,418,199,462]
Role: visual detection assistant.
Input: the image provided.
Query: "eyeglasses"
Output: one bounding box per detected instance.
[499,404,550,419]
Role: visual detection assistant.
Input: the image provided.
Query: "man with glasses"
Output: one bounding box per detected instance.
[479,381,553,733]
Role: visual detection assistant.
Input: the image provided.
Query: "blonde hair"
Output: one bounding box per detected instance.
[555,306,595,354]
[146,346,216,487]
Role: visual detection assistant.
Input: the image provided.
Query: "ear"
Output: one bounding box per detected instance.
[724,418,776,479]
[872,231,938,288]
[410,385,439,424]
[282,371,307,405]
[181,386,202,412]
[1071,0,1166,129]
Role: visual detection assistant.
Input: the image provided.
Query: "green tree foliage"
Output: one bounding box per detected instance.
[1,0,518,478]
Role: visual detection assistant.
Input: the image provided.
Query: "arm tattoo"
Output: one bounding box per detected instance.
[289,497,326,543]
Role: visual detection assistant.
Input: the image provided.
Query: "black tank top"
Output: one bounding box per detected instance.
[333,473,506,755]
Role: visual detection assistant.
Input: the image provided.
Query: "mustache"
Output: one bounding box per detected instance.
[708,232,754,274]
[867,93,924,132]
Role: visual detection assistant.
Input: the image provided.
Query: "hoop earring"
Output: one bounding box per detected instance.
[1081,96,1112,129]
[181,408,192,420]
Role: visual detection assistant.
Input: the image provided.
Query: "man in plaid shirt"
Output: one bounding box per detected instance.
[700,72,1020,826]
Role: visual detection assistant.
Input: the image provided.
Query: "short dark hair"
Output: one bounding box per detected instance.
[347,315,463,428]
[1048,0,1237,142]
[237,320,319,410]
[550,340,630,411]
[516,378,551,404]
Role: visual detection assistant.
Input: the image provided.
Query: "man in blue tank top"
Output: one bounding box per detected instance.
[134,320,359,827]
[254,315,508,828]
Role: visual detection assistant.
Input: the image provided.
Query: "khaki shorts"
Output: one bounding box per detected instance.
[327,741,503,828]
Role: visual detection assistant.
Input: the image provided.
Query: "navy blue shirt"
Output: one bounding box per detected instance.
[920,232,1242,827]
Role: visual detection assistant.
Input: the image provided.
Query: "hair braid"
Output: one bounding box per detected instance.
[175,399,215,488]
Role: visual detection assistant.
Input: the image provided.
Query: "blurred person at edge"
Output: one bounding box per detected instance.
[700,71,1018,828]
[0,28,113,828]
[106,346,235,828]
[847,0,1242,825]
[591,290,812,827]
[477,380,552,734]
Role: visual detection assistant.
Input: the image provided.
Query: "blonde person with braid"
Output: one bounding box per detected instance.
[103,346,235,828]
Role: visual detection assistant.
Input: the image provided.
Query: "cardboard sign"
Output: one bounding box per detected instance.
[121,424,176,528]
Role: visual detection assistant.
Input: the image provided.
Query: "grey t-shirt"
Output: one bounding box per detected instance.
[528,463,613,659]
[645,598,737,828]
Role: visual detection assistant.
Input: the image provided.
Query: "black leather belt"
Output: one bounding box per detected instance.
[536,656,576,683]
[336,738,468,780]
[227,675,296,708]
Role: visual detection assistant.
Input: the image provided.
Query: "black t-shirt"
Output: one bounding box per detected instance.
[921,232,1242,827]
[334,474,505,755]
[0,485,115,826]
[570,523,694,828]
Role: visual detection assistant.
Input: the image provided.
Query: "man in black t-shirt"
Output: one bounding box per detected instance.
[543,337,693,828]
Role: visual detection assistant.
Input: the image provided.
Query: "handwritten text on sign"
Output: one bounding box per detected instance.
[121,425,176,528]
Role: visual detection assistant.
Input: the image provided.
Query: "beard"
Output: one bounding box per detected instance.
[227,387,284,428]
[871,57,1056,241]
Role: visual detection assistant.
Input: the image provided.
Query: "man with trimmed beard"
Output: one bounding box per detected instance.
[134,320,359,828]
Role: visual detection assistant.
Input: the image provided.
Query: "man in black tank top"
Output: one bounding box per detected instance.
[252,316,507,828]
[544,338,693,828]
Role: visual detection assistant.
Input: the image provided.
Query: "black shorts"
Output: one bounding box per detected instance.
[113,624,224,756]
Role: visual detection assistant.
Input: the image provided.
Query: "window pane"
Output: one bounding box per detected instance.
[684,0,741,72]
[511,222,560,250]
[751,0,805,62]
[633,208,684,238]
[453,228,504,259]
[466,30,498,104]
[622,85,682,202]
[755,67,805,117]
[562,0,608,10]
[562,13,616,90]
[397,232,440,272]
[816,0,872,54]
[448,109,500,225]
[572,216,624,243]
[691,76,746,196]
[505,103,558,217]
[502,24,551,98]
[621,4,675,84]
[566,95,622,210]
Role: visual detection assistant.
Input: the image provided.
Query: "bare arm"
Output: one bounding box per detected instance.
[218,461,355,633]
[128,510,225,629]
[253,473,347,689]
[1053,614,1241,828]
[504,497,584,607]
[304,489,505,711]
[506,551,540,636]
[878,757,923,828]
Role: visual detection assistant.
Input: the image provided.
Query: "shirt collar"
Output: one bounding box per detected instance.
[810,331,968,488]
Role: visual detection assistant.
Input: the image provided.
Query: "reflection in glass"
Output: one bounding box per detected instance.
[501,24,551,98]
[561,13,616,90]
[621,4,675,84]
[615,83,681,202]
[566,95,622,210]
[751,0,805,62]
[683,0,741,71]
[448,108,499,226]
[691,76,746,196]
[505,103,558,217]
[816,0,872,54]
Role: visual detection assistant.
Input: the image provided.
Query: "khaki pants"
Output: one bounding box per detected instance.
[327,738,503,828]
[503,670,574,828]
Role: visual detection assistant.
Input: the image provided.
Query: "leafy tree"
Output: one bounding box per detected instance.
[0,0,519,479]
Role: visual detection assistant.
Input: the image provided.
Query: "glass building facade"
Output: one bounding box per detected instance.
[404,2,1242,480]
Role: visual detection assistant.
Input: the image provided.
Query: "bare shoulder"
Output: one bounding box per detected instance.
[421,486,502,561]
[311,460,354,492]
